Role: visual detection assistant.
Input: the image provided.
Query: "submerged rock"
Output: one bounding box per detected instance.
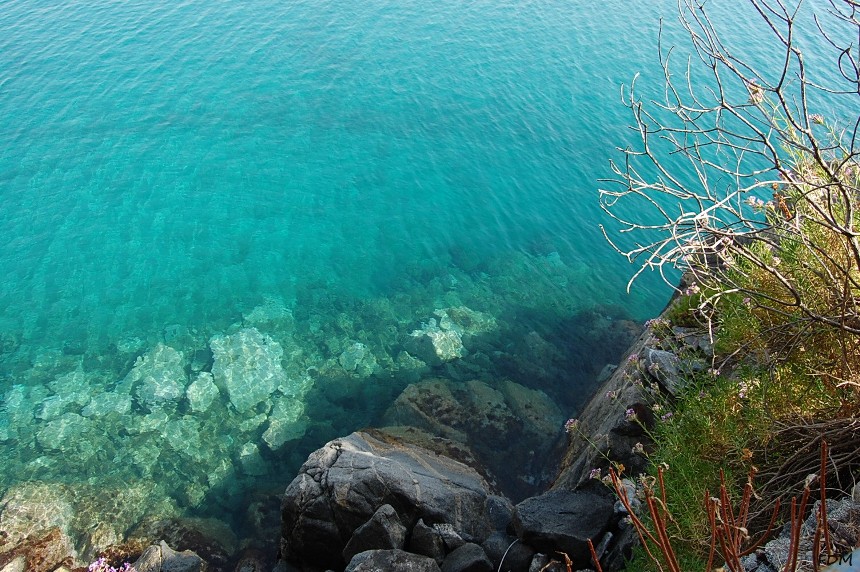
[37,370,92,420]
[238,442,267,476]
[406,321,465,365]
[81,391,132,418]
[185,372,220,413]
[0,483,75,553]
[405,306,497,366]
[338,342,378,377]
[0,528,75,572]
[210,328,286,413]
[121,344,187,411]
[2,385,41,443]
[164,417,204,461]
[35,413,93,452]
[262,396,307,450]
[243,297,294,331]
[435,306,497,341]
[383,378,564,497]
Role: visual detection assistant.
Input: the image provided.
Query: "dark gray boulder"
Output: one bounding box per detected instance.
[342,504,407,564]
[512,487,614,568]
[434,523,466,551]
[441,543,492,572]
[641,347,706,396]
[281,431,512,570]
[598,523,638,572]
[481,533,534,572]
[344,549,441,572]
[408,519,446,565]
[527,554,566,572]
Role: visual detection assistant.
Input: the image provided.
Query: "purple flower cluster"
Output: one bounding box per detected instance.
[644,318,669,330]
[89,558,135,572]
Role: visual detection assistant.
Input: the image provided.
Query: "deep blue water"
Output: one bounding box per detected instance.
[0,0,852,554]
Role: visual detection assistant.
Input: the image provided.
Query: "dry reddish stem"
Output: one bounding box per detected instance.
[587,538,604,572]
[812,440,832,571]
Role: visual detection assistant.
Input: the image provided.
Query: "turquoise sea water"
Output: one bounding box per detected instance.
[0,0,852,554]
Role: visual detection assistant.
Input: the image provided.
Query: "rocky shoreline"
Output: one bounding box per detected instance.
[273,320,665,572]
[3,293,856,572]
[0,312,650,572]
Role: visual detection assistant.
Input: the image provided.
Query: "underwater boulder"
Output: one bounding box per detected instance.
[209,328,286,413]
[185,372,220,414]
[121,344,187,411]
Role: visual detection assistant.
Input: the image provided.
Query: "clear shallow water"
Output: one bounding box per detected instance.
[0,0,845,553]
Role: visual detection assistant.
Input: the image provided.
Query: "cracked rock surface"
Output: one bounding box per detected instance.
[280,431,512,570]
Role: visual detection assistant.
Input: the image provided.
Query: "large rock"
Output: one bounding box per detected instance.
[404,306,495,366]
[122,344,187,411]
[133,541,204,572]
[261,396,307,450]
[0,528,75,572]
[407,519,446,565]
[281,431,512,570]
[209,328,286,413]
[126,517,236,572]
[481,532,534,572]
[345,549,441,572]
[185,372,220,413]
[512,486,614,568]
[441,543,492,572]
[342,504,407,563]
[0,483,75,553]
[744,498,860,572]
[383,378,564,498]
[552,329,657,491]
[406,326,465,365]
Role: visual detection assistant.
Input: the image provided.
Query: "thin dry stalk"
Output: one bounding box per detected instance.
[705,468,782,570]
[610,467,682,572]
[587,538,605,572]
[615,441,836,571]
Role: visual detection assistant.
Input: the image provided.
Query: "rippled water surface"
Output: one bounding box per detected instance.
[1,0,842,552]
